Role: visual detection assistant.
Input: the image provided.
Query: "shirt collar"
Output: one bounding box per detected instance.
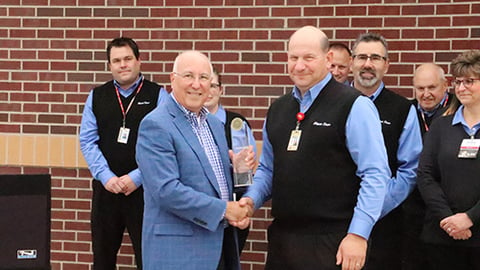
[367,81,385,101]
[417,92,449,117]
[170,93,208,124]
[113,73,143,92]
[292,73,332,103]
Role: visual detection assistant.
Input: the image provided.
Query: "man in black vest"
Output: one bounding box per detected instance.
[350,33,422,270]
[402,63,453,270]
[241,26,391,270]
[79,37,165,270]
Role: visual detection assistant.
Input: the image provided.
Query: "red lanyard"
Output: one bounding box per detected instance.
[421,95,449,132]
[114,79,144,127]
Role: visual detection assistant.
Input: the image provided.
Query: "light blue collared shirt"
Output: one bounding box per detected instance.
[245,73,390,239]
[453,105,480,136]
[210,105,257,155]
[79,75,167,187]
[367,83,423,217]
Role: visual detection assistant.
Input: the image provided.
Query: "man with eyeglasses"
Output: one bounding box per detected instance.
[351,33,422,270]
[328,42,353,85]
[136,50,253,270]
[401,64,453,270]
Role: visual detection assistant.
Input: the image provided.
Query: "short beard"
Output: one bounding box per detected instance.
[356,69,379,88]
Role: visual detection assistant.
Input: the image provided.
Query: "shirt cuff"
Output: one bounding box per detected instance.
[128,169,142,187]
[348,211,375,240]
[97,171,116,186]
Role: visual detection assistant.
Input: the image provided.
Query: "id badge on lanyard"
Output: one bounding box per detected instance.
[287,112,305,151]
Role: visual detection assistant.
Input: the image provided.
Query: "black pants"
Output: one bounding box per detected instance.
[217,226,239,270]
[91,180,144,270]
[425,243,480,270]
[265,221,343,270]
[401,211,429,270]
[365,206,403,270]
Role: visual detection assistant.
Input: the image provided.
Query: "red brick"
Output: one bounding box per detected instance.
[418,40,450,51]
[51,62,77,71]
[165,41,194,50]
[351,17,383,27]
[452,40,480,50]
[337,6,367,16]
[180,7,208,17]
[12,71,38,81]
[51,0,75,5]
[210,7,238,17]
[22,39,49,49]
[239,30,269,40]
[10,114,36,123]
[165,0,193,5]
[68,73,94,82]
[367,5,401,15]
[0,60,21,69]
[195,41,223,51]
[65,8,91,17]
[39,50,65,59]
[11,93,36,102]
[23,124,49,133]
[108,0,134,5]
[211,52,240,62]
[194,19,222,28]
[240,7,269,17]
[37,7,64,17]
[403,5,435,15]
[10,29,35,38]
[79,19,105,28]
[66,29,92,39]
[453,16,480,26]
[211,30,238,40]
[385,17,416,27]
[287,0,315,4]
[78,0,105,5]
[402,28,434,39]
[165,18,193,28]
[255,19,284,28]
[272,7,302,17]
[0,39,21,48]
[0,18,21,27]
[225,19,253,28]
[225,0,253,5]
[122,8,148,17]
[287,18,318,28]
[9,7,36,16]
[151,7,179,17]
[435,28,469,39]
[136,19,163,28]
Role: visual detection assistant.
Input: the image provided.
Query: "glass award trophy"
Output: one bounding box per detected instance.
[230,117,253,188]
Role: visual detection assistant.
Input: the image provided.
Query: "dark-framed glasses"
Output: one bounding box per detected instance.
[452,78,480,88]
[352,54,387,64]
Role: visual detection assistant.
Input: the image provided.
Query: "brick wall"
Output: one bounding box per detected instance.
[0,1,479,269]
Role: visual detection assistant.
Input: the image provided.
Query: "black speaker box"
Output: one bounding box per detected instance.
[0,174,51,270]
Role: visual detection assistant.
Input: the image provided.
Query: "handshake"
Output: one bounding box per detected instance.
[225,197,254,229]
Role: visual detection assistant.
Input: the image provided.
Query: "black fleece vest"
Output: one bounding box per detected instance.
[373,88,411,176]
[92,79,160,176]
[266,79,361,233]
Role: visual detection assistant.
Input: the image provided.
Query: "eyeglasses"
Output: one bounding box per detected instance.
[211,83,220,89]
[352,54,387,64]
[173,72,211,83]
[452,78,480,88]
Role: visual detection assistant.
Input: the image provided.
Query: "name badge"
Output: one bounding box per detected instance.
[117,127,130,144]
[287,130,302,151]
[458,138,480,159]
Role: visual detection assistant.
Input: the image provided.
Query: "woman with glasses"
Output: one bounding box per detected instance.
[417,50,480,270]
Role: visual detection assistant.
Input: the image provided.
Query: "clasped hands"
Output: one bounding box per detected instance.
[225,197,254,229]
[105,175,138,196]
[440,212,473,240]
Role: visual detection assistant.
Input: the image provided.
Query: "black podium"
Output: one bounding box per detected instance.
[0,174,51,270]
